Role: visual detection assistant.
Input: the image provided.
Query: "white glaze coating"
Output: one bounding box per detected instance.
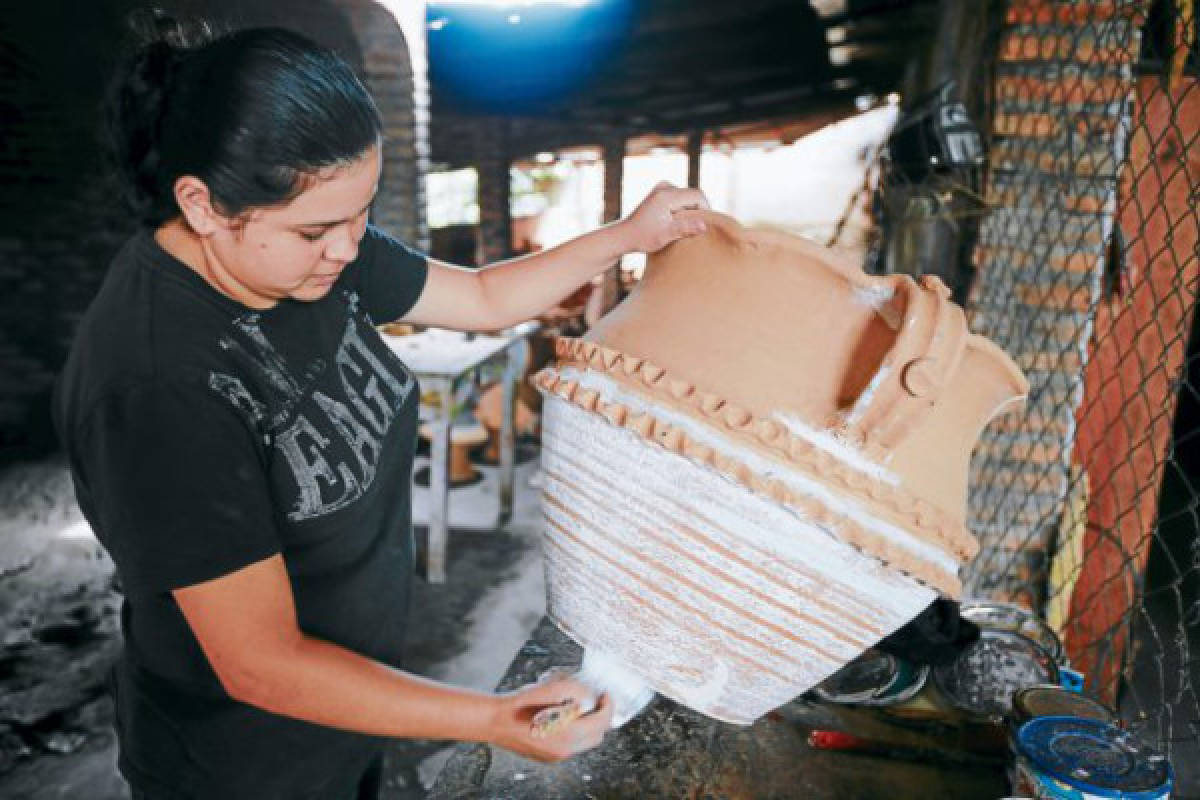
[770,409,899,484]
[539,394,936,724]
[574,649,656,728]
[555,365,957,574]
[842,364,892,428]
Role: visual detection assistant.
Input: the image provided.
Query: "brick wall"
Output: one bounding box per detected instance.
[0,0,427,458]
[336,0,430,251]
[962,0,1149,606]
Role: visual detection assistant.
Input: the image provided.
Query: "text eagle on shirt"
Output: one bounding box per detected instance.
[207,291,416,521]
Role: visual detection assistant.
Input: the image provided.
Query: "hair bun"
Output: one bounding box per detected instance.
[104,9,215,224]
[128,7,212,50]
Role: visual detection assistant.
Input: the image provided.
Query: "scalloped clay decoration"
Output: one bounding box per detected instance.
[535,211,1028,727]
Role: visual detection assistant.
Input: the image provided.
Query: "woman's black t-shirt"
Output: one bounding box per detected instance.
[52,225,429,799]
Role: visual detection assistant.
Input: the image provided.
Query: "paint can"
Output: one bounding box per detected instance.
[1011,716,1173,799]
[933,629,1059,718]
[812,649,930,707]
[1010,686,1116,733]
[961,602,1066,665]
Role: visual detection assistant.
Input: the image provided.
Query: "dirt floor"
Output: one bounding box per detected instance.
[3,452,1196,798]
[0,455,546,800]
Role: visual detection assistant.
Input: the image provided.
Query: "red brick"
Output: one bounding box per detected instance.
[1000,32,1072,63]
[995,74,1131,107]
[1076,37,1140,65]
[993,111,1058,137]
[978,439,1063,465]
[988,180,1112,213]
[1050,251,1103,273]
[987,414,1073,437]
[971,463,1067,492]
[973,244,1043,270]
[1016,349,1084,372]
[1015,282,1097,311]
[999,31,1140,66]
[1006,1,1145,26]
[1063,192,1109,213]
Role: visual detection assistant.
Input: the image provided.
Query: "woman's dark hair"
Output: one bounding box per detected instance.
[105,9,383,227]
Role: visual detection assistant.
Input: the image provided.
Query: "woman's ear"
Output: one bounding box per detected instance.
[173,175,222,236]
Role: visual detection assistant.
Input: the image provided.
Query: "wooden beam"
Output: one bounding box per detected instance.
[630,0,790,37]
[593,132,627,322]
[474,117,512,265]
[686,129,704,188]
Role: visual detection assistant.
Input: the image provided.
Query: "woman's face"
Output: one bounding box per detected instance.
[208,144,382,307]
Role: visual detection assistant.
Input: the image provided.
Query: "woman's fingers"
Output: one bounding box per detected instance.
[567,692,613,754]
[490,675,613,762]
[671,208,709,237]
[667,186,711,211]
[525,674,596,708]
[622,181,713,252]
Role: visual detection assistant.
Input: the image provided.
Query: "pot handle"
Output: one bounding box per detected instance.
[837,273,968,452]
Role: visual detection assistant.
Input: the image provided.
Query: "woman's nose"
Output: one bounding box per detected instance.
[325,224,359,263]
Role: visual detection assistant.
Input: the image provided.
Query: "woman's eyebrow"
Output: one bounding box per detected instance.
[294,189,378,228]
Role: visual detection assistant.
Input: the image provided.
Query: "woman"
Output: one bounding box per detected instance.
[52,14,708,800]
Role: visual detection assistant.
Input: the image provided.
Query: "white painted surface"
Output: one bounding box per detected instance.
[555,366,956,574]
[381,328,514,376]
[539,396,935,724]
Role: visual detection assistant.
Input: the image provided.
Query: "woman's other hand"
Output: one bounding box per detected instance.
[619,182,711,254]
[487,675,613,762]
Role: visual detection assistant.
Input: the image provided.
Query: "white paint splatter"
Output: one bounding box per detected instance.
[552,367,955,574]
[853,284,895,312]
[841,364,891,428]
[575,649,656,728]
[770,410,897,484]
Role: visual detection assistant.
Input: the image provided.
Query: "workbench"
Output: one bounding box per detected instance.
[428,617,1009,799]
[382,322,539,583]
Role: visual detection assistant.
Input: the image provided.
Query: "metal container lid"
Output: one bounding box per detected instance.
[933,629,1058,717]
[1016,716,1173,796]
[1012,685,1116,727]
[813,649,929,706]
[961,602,1065,664]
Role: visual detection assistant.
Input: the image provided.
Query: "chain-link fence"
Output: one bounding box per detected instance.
[869,0,1199,788]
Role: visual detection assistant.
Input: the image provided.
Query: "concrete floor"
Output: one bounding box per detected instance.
[0,454,548,800]
[2,451,1196,798]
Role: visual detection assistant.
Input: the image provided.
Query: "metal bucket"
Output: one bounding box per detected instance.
[1011,716,1172,799]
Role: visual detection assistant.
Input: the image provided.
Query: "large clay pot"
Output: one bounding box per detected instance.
[535,211,1027,725]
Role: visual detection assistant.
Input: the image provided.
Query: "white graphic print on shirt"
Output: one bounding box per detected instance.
[207,291,416,521]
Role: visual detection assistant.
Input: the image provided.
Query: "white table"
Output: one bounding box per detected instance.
[382,321,540,582]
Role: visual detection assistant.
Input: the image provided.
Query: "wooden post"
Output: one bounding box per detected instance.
[686,129,704,189]
[883,0,999,298]
[475,116,512,266]
[1063,76,1200,702]
[592,130,626,320]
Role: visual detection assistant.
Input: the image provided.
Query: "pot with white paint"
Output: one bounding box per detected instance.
[535,211,1028,726]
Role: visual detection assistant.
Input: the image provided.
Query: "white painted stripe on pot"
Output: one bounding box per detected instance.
[538,397,936,723]
[541,459,869,658]
[542,537,793,723]
[541,498,812,680]
[541,399,929,633]
[770,410,898,484]
[552,366,956,575]
[543,395,939,611]
[545,441,897,639]
[556,363,898,485]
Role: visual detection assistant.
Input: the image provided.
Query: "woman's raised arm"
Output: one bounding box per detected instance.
[402,183,709,332]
